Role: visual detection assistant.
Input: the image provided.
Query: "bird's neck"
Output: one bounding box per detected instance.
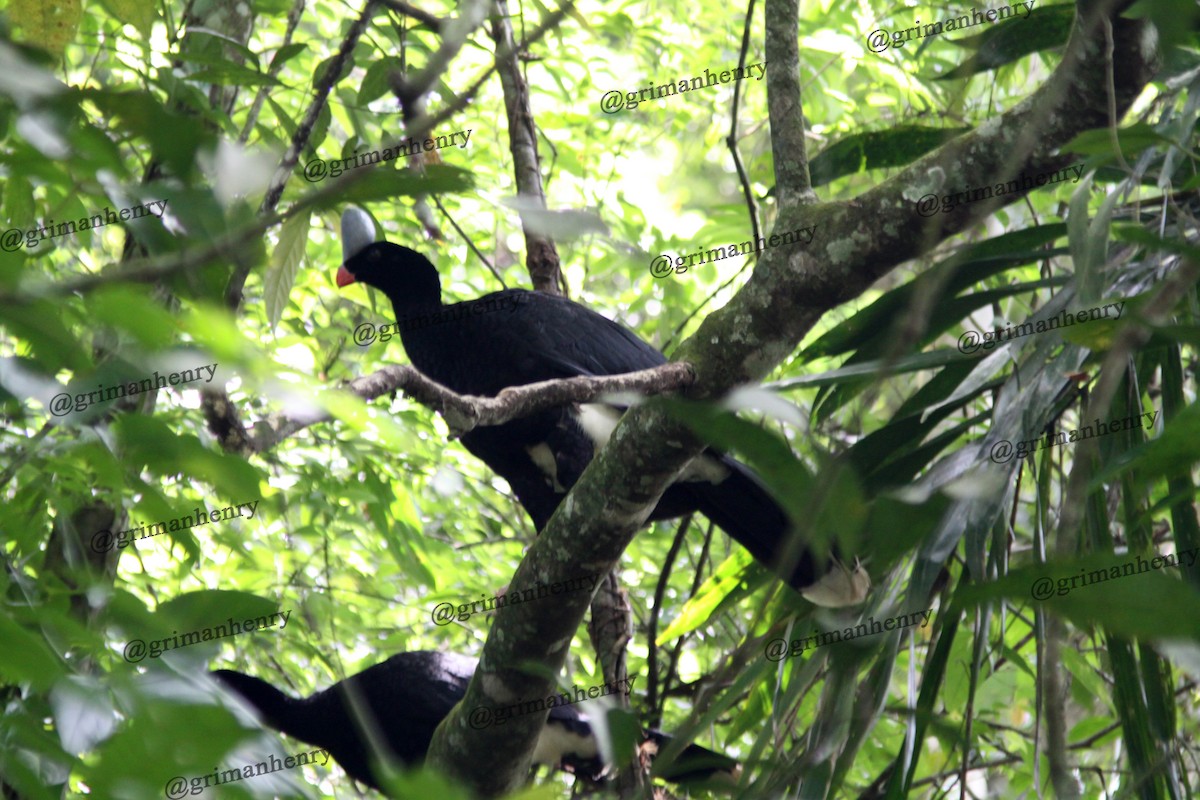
[222,674,326,747]
[388,295,442,323]
[382,289,446,336]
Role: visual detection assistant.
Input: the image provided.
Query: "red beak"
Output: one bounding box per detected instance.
[335,265,356,288]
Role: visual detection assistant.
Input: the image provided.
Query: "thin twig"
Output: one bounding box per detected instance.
[728,0,762,248]
[377,0,443,31]
[238,0,307,145]
[432,194,505,285]
[258,0,378,217]
[647,513,692,724]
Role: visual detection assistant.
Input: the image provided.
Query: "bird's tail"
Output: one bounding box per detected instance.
[642,728,740,786]
[679,456,869,607]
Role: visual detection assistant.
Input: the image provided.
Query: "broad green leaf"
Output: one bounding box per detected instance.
[10,0,83,57]
[98,0,156,38]
[0,612,67,691]
[188,65,284,88]
[307,164,475,206]
[114,415,264,501]
[89,285,179,349]
[359,56,405,106]
[265,211,310,331]
[935,3,1073,80]
[960,556,1200,640]
[809,125,970,187]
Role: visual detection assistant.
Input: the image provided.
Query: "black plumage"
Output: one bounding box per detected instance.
[335,209,867,606]
[212,651,738,791]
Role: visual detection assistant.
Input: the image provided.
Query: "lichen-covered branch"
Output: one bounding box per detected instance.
[246,362,695,453]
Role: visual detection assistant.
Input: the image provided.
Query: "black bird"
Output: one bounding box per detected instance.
[212,651,739,790]
[335,208,867,607]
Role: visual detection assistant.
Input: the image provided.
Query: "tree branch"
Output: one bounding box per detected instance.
[377,0,444,31]
[486,0,563,295]
[238,0,306,145]
[247,362,695,453]
[763,0,815,209]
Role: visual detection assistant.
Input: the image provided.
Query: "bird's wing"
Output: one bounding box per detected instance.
[410,291,667,396]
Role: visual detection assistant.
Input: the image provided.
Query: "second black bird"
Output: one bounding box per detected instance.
[212,651,739,791]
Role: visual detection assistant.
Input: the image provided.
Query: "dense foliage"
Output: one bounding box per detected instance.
[1,0,1198,798]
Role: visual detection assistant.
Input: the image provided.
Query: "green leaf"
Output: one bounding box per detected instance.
[155,589,284,633]
[83,89,213,179]
[114,414,264,501]
[188,65,283,88]
[0,612,67,691]
[3,175,36,232]
[809,125,970,187]
[98,0,156,39]
[89,285,179,349]
[313,54,354,91]
[1062,123,1178,162]
[265,211,310,331]
[307,164,474,206]
[79,701,253,800]
[656,550,755,644]
[0,298,91,373]
[1091,400,1200,488]
[960,556,1200,640]
[10,0,83,57]
[270,42,308,69]
[935,3,1073,80]
[359,56,404,106]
